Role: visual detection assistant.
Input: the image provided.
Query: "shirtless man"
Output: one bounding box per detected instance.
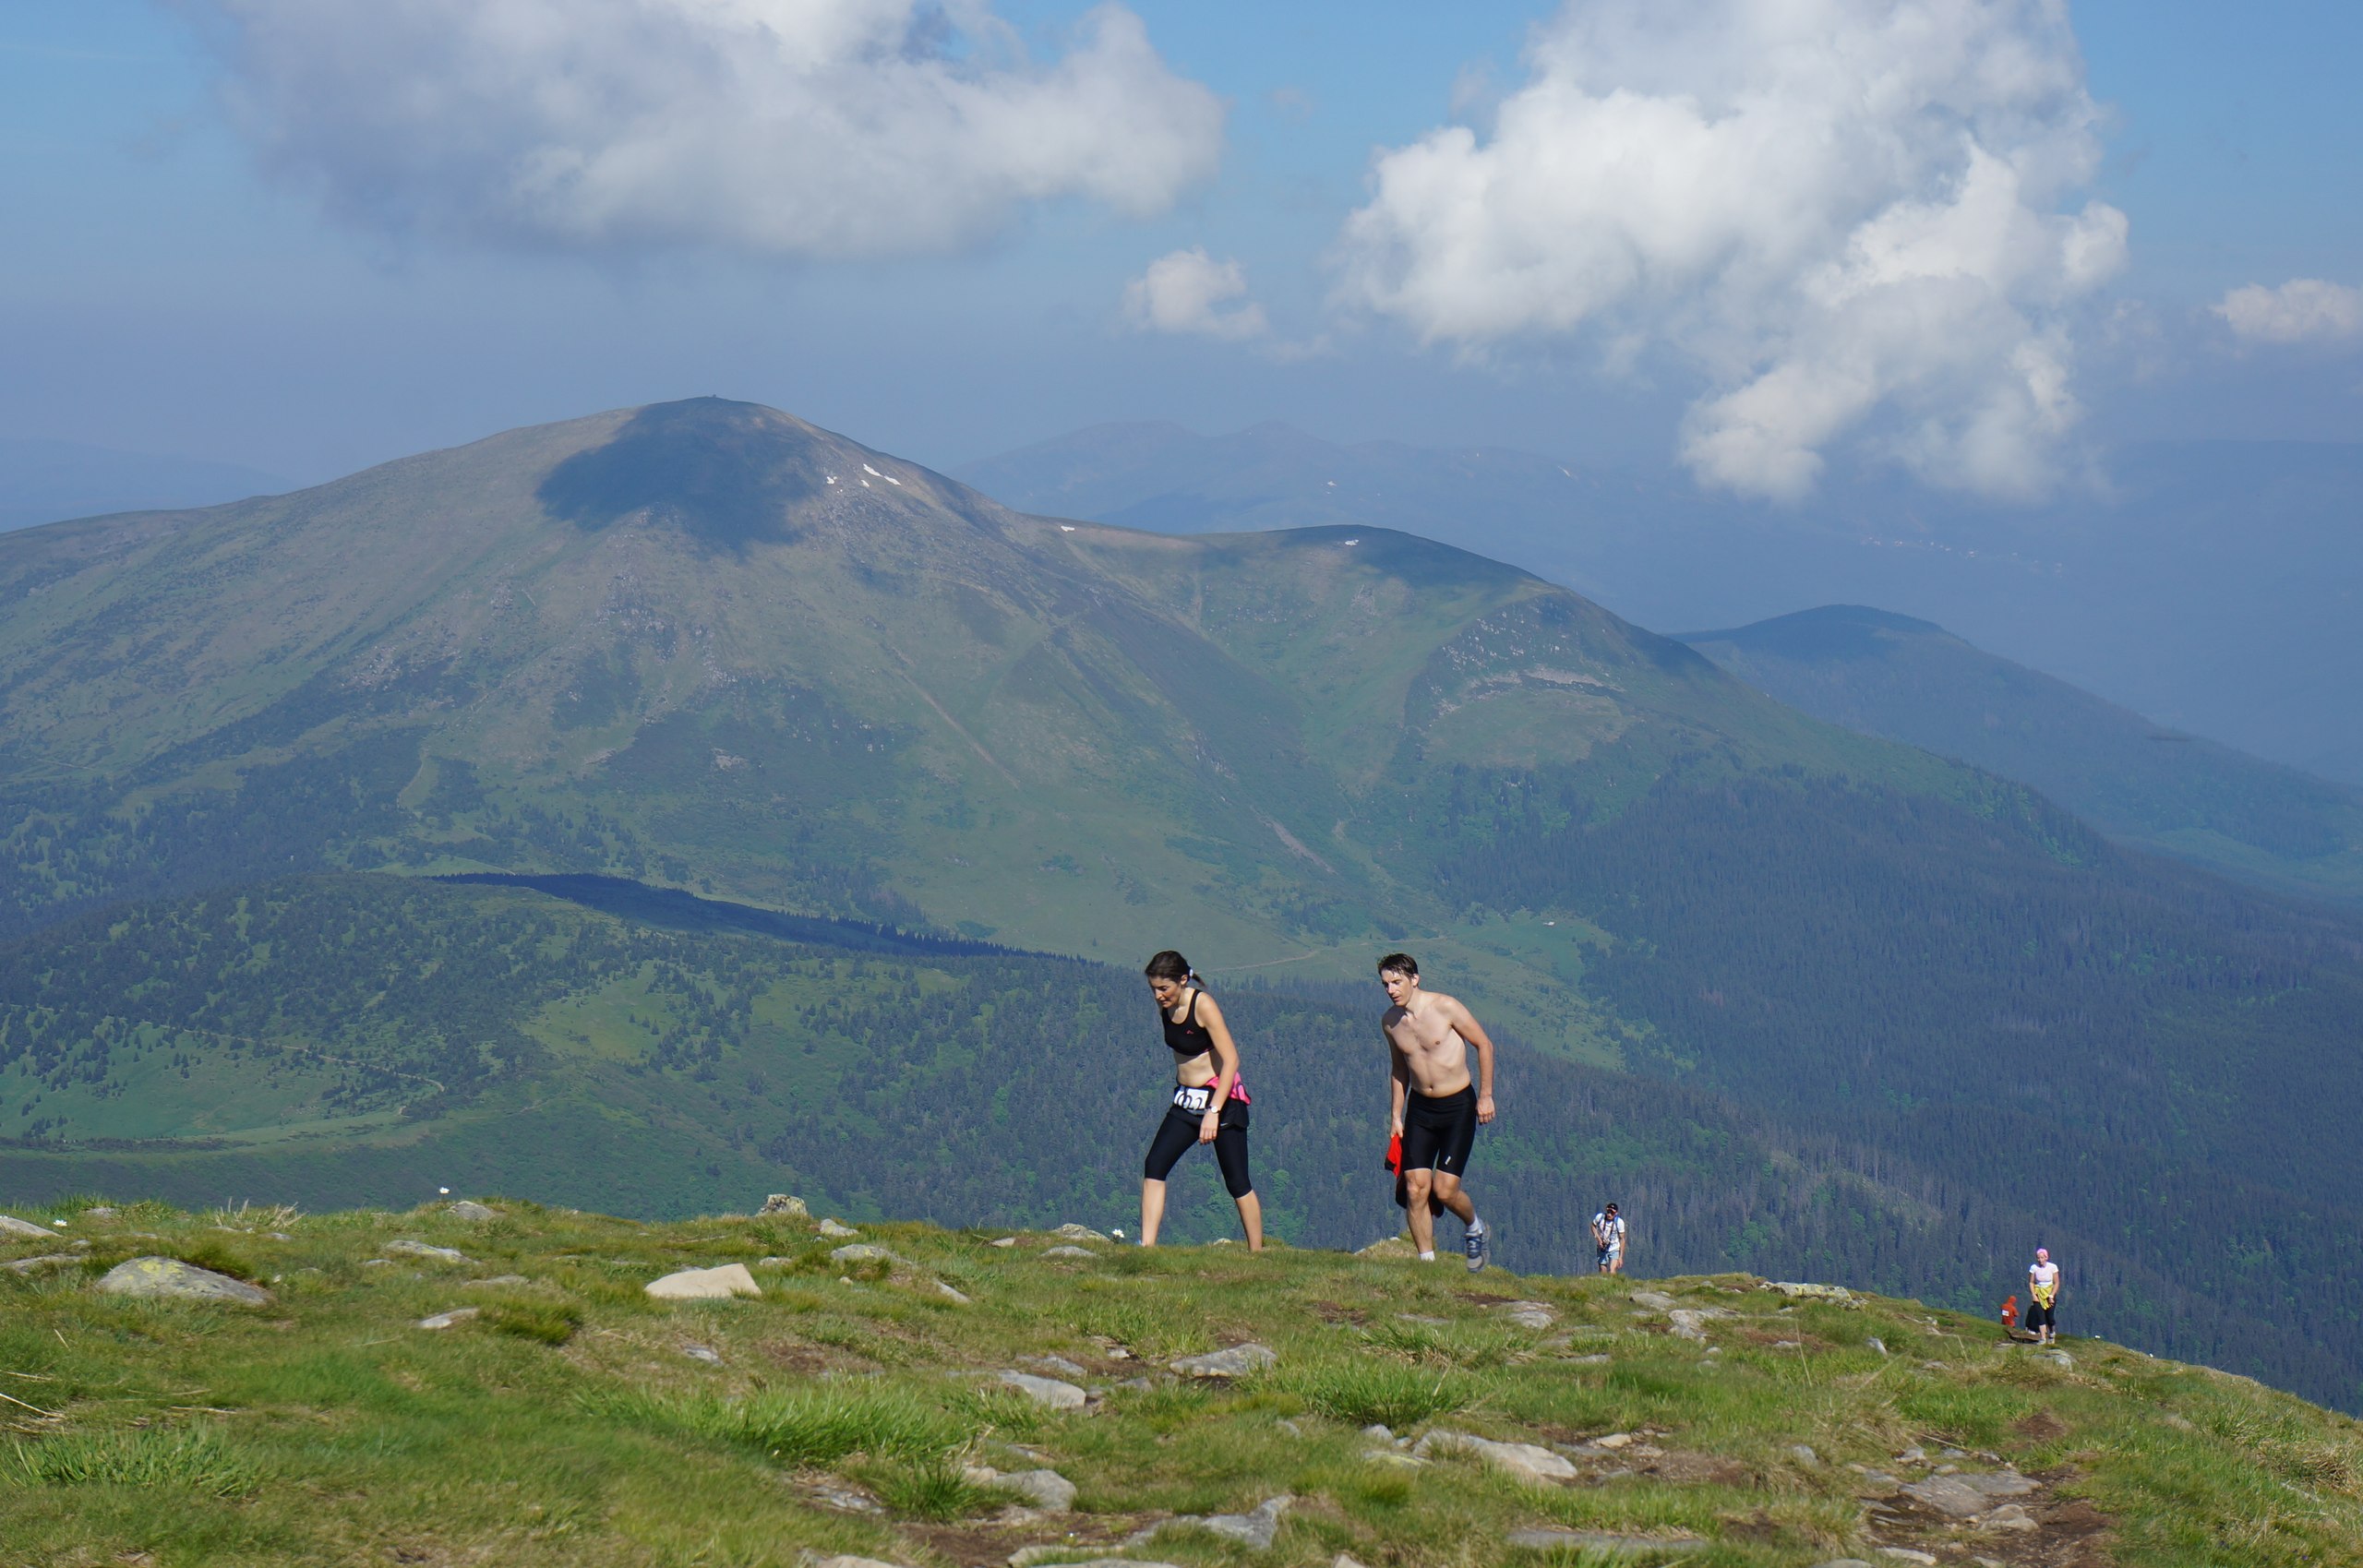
[1378,952,1497,1270]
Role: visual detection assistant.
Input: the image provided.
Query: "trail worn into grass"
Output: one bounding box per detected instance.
[3,1197,2360,1567]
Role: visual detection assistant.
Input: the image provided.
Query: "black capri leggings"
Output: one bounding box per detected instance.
[1143,1098,1253,1198]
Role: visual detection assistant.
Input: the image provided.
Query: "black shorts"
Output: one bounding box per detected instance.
[2025,1299,2056,1332]
[1144,1088,1253,1198]
[1400,1086,1478,1179]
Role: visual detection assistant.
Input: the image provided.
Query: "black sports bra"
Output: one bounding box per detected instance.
[1161,987,1213,1058]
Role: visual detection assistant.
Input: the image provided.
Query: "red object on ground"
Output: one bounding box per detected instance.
[2000,1293,2020,1328]
[1385,1132,1403,1173]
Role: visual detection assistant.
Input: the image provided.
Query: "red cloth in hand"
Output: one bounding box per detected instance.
[1385,1132,1403,1173]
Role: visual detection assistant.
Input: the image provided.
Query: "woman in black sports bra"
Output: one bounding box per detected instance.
[1138,950,1263,1250]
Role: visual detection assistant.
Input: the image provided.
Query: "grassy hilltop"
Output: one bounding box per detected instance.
[4,1197,2360,1568]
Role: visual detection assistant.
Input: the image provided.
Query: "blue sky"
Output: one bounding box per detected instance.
[1,0,2357,486]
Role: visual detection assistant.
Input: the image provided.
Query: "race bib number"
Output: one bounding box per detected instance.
[1172,1083,1218,1114]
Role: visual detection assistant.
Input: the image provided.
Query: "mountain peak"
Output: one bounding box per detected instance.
[535,398,838,553]
[1675,604,1949,660]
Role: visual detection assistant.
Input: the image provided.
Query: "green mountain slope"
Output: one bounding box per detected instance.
[7,400,2363,1412]
[0,396,1926,1060]
[6,1196,2363,1568]
[1679,605,2363,904]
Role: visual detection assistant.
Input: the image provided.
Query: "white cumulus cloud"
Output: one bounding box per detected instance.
[1123,248,1270,341]
[181,0,1224,259]
[2213,280,2363,345]
[1334,0,2128,501]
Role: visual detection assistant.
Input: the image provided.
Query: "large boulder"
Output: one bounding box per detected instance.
[447,1201,499,1223]
[95,1257,272,1307]
[645,1263,762,1300]
[759,1194,810,1218]
[0,1214,57,1239]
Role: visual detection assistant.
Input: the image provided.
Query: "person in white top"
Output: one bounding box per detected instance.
[1592,1204,1626,1275]
[2025,1248,2063,1346]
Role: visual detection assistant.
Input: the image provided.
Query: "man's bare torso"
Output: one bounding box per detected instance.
[1384,993,1473,1097]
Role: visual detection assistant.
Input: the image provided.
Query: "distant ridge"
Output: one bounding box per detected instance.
[1680,604,2363,904]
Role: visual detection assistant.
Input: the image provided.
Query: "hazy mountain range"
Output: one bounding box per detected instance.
[957,425,2363,786]
[0,437,286,534]
[1678,606,2363,905]
[5,399,2363,1408]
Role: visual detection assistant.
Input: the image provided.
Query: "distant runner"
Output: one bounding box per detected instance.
[1138,952,1264,1251]
[2026,1248,2062,1346]
[1592,1203,1626,1275]
[1377,952,1496,1270]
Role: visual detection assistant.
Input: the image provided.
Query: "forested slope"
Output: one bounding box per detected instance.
[5,871,2360,1411]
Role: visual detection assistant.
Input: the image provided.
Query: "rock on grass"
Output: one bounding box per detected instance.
[1170,1343,1276,1378]
[645,1263,761,1299]
[95,1257,272,1306]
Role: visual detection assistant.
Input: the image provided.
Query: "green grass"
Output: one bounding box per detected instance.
[2,1196,2360,1566]
[10,1425,263,1497]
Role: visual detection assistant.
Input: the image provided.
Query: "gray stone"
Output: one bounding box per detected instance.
[1498,1300,1557,1330]
[1668,1307,1727,1340]
[1026,1355,1090,1378]
[4,1253,78,1275]
[1041,1245,1098,1260]
[829,1243,903,1265]
[1193,1494,1291,1550]
[462,1275,532,1289]
[1792,1444,1821,1466]
[384,1240,470,1263]
[1809,1561,1877,1568]
[645,1263,762,1300]
[1565,1352,1613,1366]
[1360,1424,1394,1442]
[2044,1349,2075,1368]
[989,1237,1017,1248]
[1505,1529,1701,1554]
[759,1194,810,1218]
[935,1281,973,1305]
[1983,1504,2039,1531]
[968,1466,1076,1512]
[683,1343,724,1365]
[997,1371,1087,1409]
[0,1215,58,1239]
[1629,1289,1678,1311]
[1052,1223,1110,1242]
[416,1308,479,1330]
[1961,1471,2039,1498]
[1901,1476,1993,1517]
[1876,1553,1937,1566]
[447,1201,498,1222]
[1413,1430,1578,1484]
[1171,1342,1277,1379]
[818,1218,860,1238]
[1768,1281,1857,1303]
[1866,1336,1889,1355]
[96,1256,272,1306]
[83,1206,116,1219]
[1355,1235,1415,1258]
